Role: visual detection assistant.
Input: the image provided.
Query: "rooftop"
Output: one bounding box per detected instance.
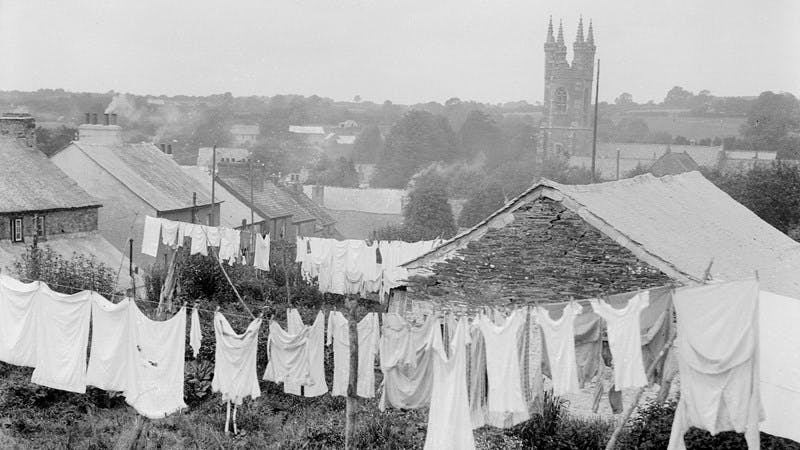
[648,151,699,177]
[217,174,312,223]
[180,166,265,228]
[289,126,326,135]
[0,136,99,214]
[230,124,260,135]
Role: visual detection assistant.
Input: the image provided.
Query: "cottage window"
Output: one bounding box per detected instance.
[36,216,45,237]
[554,87,568,113]
[11,218,23,242]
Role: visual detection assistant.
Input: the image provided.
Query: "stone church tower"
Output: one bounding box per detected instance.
[541,17,596,156]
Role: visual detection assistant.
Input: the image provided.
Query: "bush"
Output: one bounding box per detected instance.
[11,244,118,295]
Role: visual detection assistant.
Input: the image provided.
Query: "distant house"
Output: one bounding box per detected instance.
[216,162,337,241]
[569,143,723,180]
[196,147,251,169]
[648,150,699,177]
[51,115,219,268]
[289,126,327,146]
[180,165,265,230]
[0,115,130,287]
[305,185,405,239]
[230,124,259,147]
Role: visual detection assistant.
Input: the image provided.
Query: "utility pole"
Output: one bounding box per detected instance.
[591,58,601,183]
[249,159,255,265]
[344,296,359,450]
[210,145,216,226]
[129,238,135,298]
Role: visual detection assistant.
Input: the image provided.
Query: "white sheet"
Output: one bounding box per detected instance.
[86,295,132,392]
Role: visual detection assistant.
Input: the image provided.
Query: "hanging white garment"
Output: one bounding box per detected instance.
[668,280,763,450]
[125,303,188,419]
[253,233,270,271]
[326,311,381,398]
[424,317,475,450]
[590,292,650,389]
[190,225,210,256]
[538,302,583,396]
[328,241,349,295]
[263,320,312,386]
[284,310,328,397]
[218,227,241,265]
[86,295,132,392]
[380,314,438,411]
[141,216,162,256]
[160,219,179,247]
[361,244,382,296]
[177,222,191,247]
[344,240,366,295]
[758,290,800,443]
[190,306,202,358]
[30,285,92,393]
[478,310,529,425]
[212,312,262,405]
[295,237,306,264]
[205,226,221,247]
[0,274,40,367]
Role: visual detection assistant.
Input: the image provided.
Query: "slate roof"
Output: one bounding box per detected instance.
[217,175,313,223]
[289,126,326,135]
[597,143,723,168]
[281,186,336,227]
[648,151,699,177]
[0,137,99,213]
[70,142,213,211]
[180,166,265,228]
[328,209,404,240]
[404,172,800,299]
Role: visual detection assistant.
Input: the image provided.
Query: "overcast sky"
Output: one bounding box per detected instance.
[1,0,798,105]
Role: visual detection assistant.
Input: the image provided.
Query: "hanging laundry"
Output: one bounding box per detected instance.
[190,225,210,256]
[160,219,180,247]
[573,308,603,388]
[478,310,529,424]
[668,280,762,450]
[522,307,544,416]
[590,291,650,389]
[468,317,489,429]
[86,295,132,392]
[263,319,312,387]
[424,317,475,450]
[177,222,191,247]
[212,312,262,405]
[538,302,583,396]
[190,305,202,358]
[30,285,92,393]
[326,311,380,398]
[253,233,270,271]
[344,240,366,295]
[125,303,188,419]
[141,216,162,256]
[0,275,39,367]
[284,310,328,397]
[218,227,241,265]
[380,314,439,411]
[758,290,800,443]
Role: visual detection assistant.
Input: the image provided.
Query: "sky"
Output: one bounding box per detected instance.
[1,0,798,105]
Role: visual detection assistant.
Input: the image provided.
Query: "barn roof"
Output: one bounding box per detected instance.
[404,171,800,298]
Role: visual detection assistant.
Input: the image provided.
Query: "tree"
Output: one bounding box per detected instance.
[740,91,800,151]
[458,182,506,228]
[458,110,505,160]
[663,86,694,107]
[311,157,359,188]
[403,172,456,239]
[35,126,76,156]
[352,125,383,163]
[615,92,634,106]
[372,110,459,188]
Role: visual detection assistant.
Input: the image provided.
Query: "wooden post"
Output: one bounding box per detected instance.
[210,145,216,226]
[605,332,677,450]
[129,238,136,297]
[284,240,291,304]
[344,296,359,449]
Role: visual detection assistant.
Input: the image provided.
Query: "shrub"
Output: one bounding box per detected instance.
[184,359,215,406]
[11,244,117,295]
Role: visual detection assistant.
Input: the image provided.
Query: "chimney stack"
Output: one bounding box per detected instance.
[160,143,166,153]
[167,144,172,155]
[111,114,117,125]
[92,113,98,125]
[104,114,109,126]
[85,113,90,124]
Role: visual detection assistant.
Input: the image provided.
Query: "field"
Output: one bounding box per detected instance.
[624,115,745,140]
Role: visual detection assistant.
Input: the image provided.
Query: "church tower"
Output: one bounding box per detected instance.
[542,17,596,156]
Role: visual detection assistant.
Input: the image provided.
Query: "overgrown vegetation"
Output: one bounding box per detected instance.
[11,244,118,295]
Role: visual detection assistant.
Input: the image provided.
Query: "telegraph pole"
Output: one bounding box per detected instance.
[210,145,216,226]
[591,59,600,183]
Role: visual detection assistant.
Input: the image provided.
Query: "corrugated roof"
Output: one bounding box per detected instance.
[289,126,326,135]
[72,142,213,211]
[180,166,265,228]
[0,137,99,213]
[648,152,699,177]
[217,175,314,223]
[404,172,800,299]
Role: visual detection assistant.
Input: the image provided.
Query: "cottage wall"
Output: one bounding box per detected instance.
[402,197,672,314]
[0,207,99,241]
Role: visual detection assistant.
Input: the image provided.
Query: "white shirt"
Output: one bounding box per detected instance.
[212,312,262,405]
[478,310,528,415]
[0,274,40,367]
[326,311,380,398]
[189,306,202,358]
[590,292,650,389]
[538,302,583,396]
[284,309,328,397]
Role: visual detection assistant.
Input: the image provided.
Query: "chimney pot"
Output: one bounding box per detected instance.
[85,113,90,124]
[104,113,109,126]
[160,143,166,153]
[167,144,172,154]
[92,113,98,125]
[111,114,117,125]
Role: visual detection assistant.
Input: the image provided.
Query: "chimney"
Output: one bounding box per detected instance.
[311,185,325,206]
[160,143,166,153]
[167,144,172,155]
[0,112,36,147]
[77,111,123,145]
[111,114,117,125]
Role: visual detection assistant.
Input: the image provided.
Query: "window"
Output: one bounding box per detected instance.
[35,216,45,238]
[554,87,568,113]
[11,218,23,242]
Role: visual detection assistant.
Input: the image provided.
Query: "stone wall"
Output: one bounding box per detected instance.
[403,197,672,313]
[0,207,99,242]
